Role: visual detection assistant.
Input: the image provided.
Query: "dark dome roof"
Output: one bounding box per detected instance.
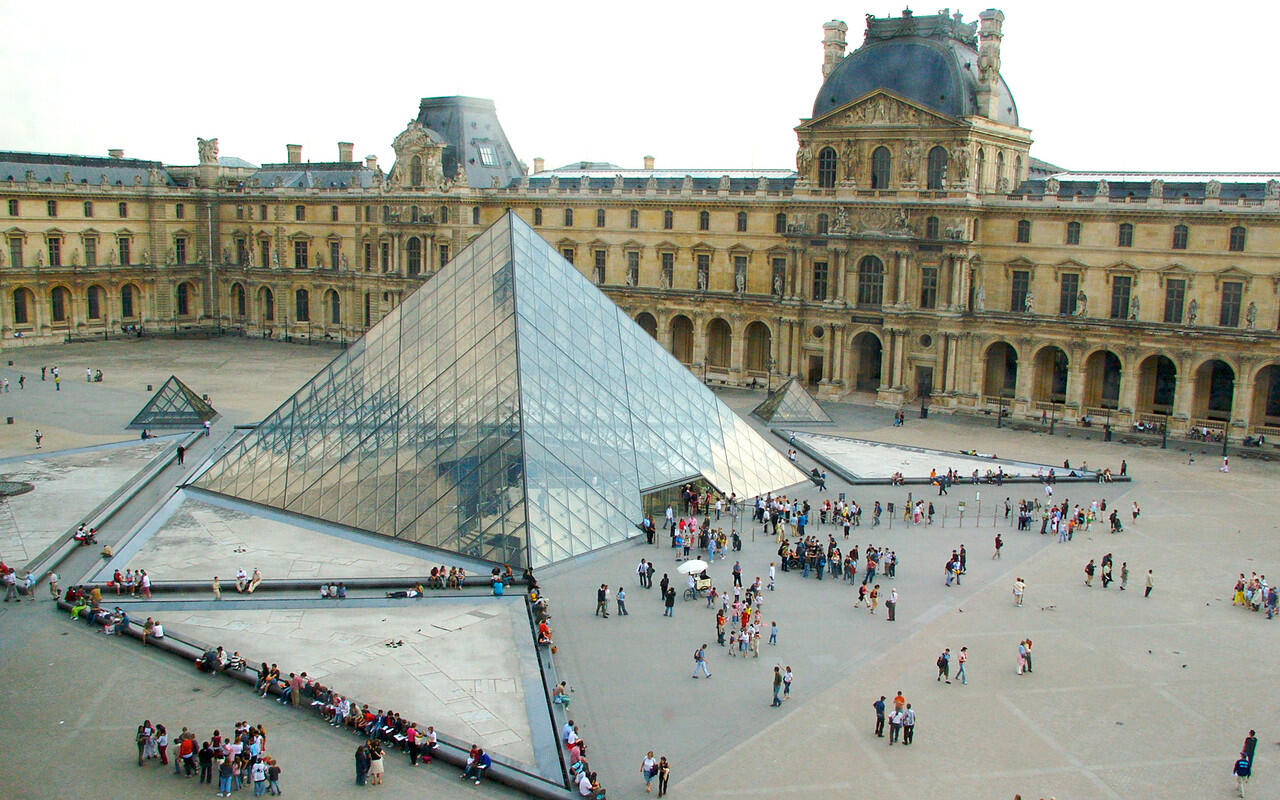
[813,35,1018,126]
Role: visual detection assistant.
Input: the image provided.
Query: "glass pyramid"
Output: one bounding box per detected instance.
[752,377,832,425]
[129,374,219,428]
[194,212,803,568]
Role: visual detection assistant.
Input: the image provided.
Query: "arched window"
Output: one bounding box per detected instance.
[50,286,68,322]
[1172,224,1189,250]
[737,211,748,232]
[925,216,940,239]
[232,284,246,317]
[410,155,423,187]
[87,285,104,319]
[176,283,191,316]
[328,290,341,325]
[406,237,422,275]
[817,147,838,188]
[816,213,829,235]
[12,288,33,325]
[1014,155,1023,185]
[871,147,892,189]
[927,146,948,190]
[1066,221,1081,245]
[563,208,573,226]
[1016,220,1031,243]
[295,289,310,322]
[996,151,1006,190]
[699,210,710,231]
[439,205,449,224]
[120,284,137,318]
[976,148,986,192]
[533,207,542,225]
[1229,226,1246,252]
[472,206,480,225]
[663,209,674,230]
[1117,223,1134,248]
[775,212,787,234]
[261,288,275,322]
[856,255,885,307]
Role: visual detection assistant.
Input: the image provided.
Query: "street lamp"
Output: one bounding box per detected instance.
[1049,402,1057,435]
[1161,410,1169,449]
[766,356,775,392]
[1222,420,1230,458]
[997,395,1008,428]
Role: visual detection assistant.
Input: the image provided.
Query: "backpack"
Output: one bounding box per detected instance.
[937,654,947,669]
[693,649,702,662]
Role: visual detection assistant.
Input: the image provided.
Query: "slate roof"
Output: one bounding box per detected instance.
[247,162,376,190]
[525,168,796,193]
[0,150,175,186]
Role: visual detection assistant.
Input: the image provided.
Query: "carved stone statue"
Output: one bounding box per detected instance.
[1074,291,1087,316]
[222,247,230,264]
[681,175,693,193]
[1023,289,1034,313]
[735,267,746,293]
[891,207,911,234]
[718,175,730,192]
[35,249,44,266]
[340,253,349,270]
[795,142,813,177]
[975,285,986,312]
[1205,179,1222,199]
[952,147,970,183]
[271,248,280,269]
[841,141,859,181]
[578,175,590,193]
[646,175,657,193]
[71,248,80,266]
[197,137,219,165]
[901,139,921,183]
[1246,301,1258,329]
[167,247,175,264]
[1045,177,1060,196]
[549,175,560,191]
[831,206,852,234]
[454,164,468,188]
[773,273,783,297]
[141,249,151,266]
[625,269,635,287]
[1268,179,1280,199]
[1128,296,1140,320]
[1187,298,1198,325]
[998,177,1010,193]
[697,268,707,291]
[1096,179,1109,198]
[1150,178,1164,199]
[662,268,673,289]
[613,174,624,190]
[757,176,769,193]
[148,166,163,186]
[108,247,117,266]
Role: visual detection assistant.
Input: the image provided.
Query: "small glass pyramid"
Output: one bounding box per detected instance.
[129,375,218,428]
[752,377,832,425]
[194,212,802,568]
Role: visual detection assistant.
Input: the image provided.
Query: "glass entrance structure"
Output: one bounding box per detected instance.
[195,213,802,568]
[752,377,832,425]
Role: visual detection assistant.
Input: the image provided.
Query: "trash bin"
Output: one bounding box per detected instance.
[5,417,13,425]
[920,407,929,419]
[887,502,895,515]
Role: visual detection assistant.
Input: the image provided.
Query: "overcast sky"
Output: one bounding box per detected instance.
[1,1,1273,174]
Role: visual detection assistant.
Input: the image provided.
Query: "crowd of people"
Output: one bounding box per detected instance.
[1231,572,1277,617]
[133,718,282,796]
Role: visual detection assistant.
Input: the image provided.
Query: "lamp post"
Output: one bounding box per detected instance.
[1222,420,1230,458]
[997,395,1007,429]
[1161,410,1169,449]
[766,356,775,393]
[1049,402,1057,435]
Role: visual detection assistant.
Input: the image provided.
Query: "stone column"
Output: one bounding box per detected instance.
[1013,341,1033,407]
[691,312,707,369]
[823,323,836,383]
[835,250,848,303]
[833,325,846,386]
[729,317,747,384]
[792,321,803,378]
[1231,359,1255,430]
[1066,362,1087,414]
[1172,352,1195,422]
[896,252,910,305]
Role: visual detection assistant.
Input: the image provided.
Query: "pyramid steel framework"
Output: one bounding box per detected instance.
[194,212,803,568]
[751,377,832,425]
[128,374,218,428]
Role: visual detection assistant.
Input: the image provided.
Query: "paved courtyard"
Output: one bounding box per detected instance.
[0,339,1276,800]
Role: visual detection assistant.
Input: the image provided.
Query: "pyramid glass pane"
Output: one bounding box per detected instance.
[128,375,218,428]
[751,377,832,425]
[195,212,802,569]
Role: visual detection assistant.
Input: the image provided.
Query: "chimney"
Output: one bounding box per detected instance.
[108,148,124,159]
[643,155,655,171]
[338,142,354,162]
[286,144,302,164]
[532,157,545,174]
[365,155,378,171]
[975,9,1006,119]
[821,20,848,79]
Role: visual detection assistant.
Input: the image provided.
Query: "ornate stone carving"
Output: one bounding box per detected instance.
[697,264,708,291]
[735,264,746,293]
[389,121,447,190]
[830,207,852,235]
[1128,296,1140,320]
[795,143,813,177]
[1187,298,1198,325]
[579,175,590,193]
[1023,289,1034,313]
[681,174,693,193]
[1074,291,1087,316]
[222,247,230,264]
[848,95,922,125]
[841,140,859,181]
[901,139,921,183]
[998,176,1010,193]
[951,146,970,183]
[35,249,44,266]
[141,249,151,266]
[646,175,657,193]
[1096,178,1109,198]
[1205,179,1221,198]
[1045,177,1060,196]
[71,248,80,266]
[718,174,730,192]
[975,285,986,312]
[613,173,624,191]
[1246,301,1258,329]
[1150,178,1164,199]
[756,176,769,193]
[549,175,560,191]
[197,137,219,165]
[1267,179,1280,199]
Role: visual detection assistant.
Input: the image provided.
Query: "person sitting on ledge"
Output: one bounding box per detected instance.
[100,543,113,559]
[336,582,347,599]
[446,568,460,589]
[537,617,554,647]
[320,584,330,599]
[141,616,156,645]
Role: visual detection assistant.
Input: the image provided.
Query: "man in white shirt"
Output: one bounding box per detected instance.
[902,704,916,745]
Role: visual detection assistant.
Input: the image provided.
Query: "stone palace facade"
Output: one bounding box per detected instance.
[2,9,1279,437]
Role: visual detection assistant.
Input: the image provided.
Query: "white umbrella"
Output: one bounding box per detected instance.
[677,559,709,575]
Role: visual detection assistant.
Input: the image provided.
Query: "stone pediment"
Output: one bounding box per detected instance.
[800,90,957,131]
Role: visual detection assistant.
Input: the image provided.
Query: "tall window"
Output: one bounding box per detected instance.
[176,283,191,316]
[1059,273,1080,315]
[175,237,187,265]
[737,211,748,232]
[1229,226,1246,252]
[919,266,938,309]
[47,200,58,217]
[812,261,828,301]
[233,284,246,317]
[856,255,884,307]
[438,244,449,266]
[533,207,542,225]
[772,257,787,296]
[1163,278,1186,323]
[439,206,449,224]
[629,209,639,229]
[83,201,93,217]
[363,292,370,327]
[174,203,184,219]
[50,287,67,322]
[330,205,339,222]
[329,291,341,325]
[406,237,422,275]
[561,247,574,265]
[817,147,837,188]
[362,242,372,271]
[871,146,891,189]
[1066,221,1081,245]
[816,213,829,235]
[118,202,127,217]
[8,237,21,267]
[663,210,673,230]
[1172,224,1188,250]
[84,236,97,266]
[380,242,390,271]
[293,240,308,268]
[118,237,130,266]
[925,216,939,239]
[120,285,135,318]
[563,208,573,226]
[775,212,786,234]
[626,250,639,286]
[7,199,17,216]
[661,252,674,287]
[1110,275,1132,319]
[48,236,62,267]
[295,205,305,221]
[927,146,948,189]
[699,210,710,231]
[1010,270,1030,312]
[593,249,606,284]
[976,148,986,192]
[1117,223,1134,248]
[1219,281,1243,327]
[260,240,270,269]
[12,288,30,324]
[329,240,341,271]
[696,253,710,289]
[261,289,274,321]
[295,289,310,322]
[472,206,480,225]
[1016,219,1031,243]
[595,208,605,227]
[410,155,423,186]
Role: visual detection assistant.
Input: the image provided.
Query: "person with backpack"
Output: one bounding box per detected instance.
[1232,751,1251,797]
[691,644,711,679]
[936,648,951,683]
